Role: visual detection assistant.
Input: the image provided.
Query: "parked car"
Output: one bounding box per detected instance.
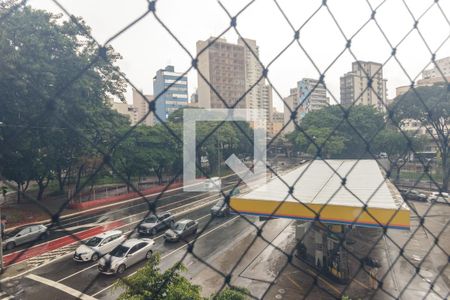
[428,192,449,204]
[97,238,155,275]
[2,224,49,250]
[138,212,174,236]
[73,230,126,262]
[400,189,427,202]
[164,219,198,242]
[210,199,230,217]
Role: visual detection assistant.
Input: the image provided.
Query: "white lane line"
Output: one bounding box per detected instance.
[91,216,240,298]
[57,213,213,283]
[0,188,236,283]
[6,172,239,233]
[4,184,238,270]
[26,274,97,300]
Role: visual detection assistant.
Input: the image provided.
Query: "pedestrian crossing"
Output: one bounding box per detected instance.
[25,244,78,268]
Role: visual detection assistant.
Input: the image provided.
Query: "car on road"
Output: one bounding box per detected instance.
[204,177,221,190]
[428,192,449,204]
[164,219,198,242]
[210,199,230,217]
[73,230,126,262]
[97,238,155,275]
[2,224,49,250]
[138,212,174,236]
[378,152,388,159]
[400,189,427,202]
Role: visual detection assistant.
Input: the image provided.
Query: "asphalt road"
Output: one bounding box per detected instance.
[2,196,255,299]
[2,174,240,256]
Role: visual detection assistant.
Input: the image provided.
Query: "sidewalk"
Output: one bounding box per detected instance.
[2,180,182,229]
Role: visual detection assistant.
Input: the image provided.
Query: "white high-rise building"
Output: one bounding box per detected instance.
[297,78,329,118]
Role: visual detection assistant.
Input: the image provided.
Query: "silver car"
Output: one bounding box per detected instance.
[138,212,174,236]
[164,219,198,242]
[73,230,126,262]
[98,238,154,275]
[3,224,49,250]
[428,192,449,204]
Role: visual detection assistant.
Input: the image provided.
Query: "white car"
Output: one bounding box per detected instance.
[428,192,449,204]
[73,230,126,262]
[98,238,155,275]
[204,177,221,190]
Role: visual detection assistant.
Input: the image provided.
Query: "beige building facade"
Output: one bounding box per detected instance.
[197,37,246,109]
[196,37,273,129]
[110,101,138,125]
[396,56,450,97]
[132,88,155,126]
[283,88,300,134]
[340,61,387,111]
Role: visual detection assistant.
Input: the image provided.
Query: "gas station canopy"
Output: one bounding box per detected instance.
[230,160,410,230]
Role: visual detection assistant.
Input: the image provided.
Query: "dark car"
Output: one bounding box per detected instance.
[210,199,230,217]
[138,212,174,236]
[164,219,198,242]
[401,189,427,202]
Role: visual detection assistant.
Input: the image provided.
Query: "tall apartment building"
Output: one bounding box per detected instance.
[422,56,450,80]
[153,65,188,122]
[283,88,299,134]
[197,37,246,109]
[238,38,273,126]
[196,37,272,128]
[396,56,450,97]
[132,88,155,126]
[340,61,387,111]
[269,108,284,136]
[298,78,329,117]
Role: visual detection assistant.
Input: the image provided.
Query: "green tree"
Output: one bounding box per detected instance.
[0,3,127,200]
[391,84,450,191]
[288,105,384,158]
[373,128,425,182]
[116,253,202,300]
[212,287,249,300]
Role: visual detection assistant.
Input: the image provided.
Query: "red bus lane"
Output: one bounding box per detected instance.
[3,220,125,267]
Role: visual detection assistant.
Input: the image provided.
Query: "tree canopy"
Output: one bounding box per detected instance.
[391,84,449,191]
[0,3,128,200]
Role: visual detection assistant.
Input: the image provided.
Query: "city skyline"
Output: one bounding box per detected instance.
[28,0,450,112]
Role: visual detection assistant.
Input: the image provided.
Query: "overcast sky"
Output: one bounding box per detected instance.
[29,0,450,111]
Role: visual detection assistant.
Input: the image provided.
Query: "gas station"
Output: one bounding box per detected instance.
[230,159,410,283]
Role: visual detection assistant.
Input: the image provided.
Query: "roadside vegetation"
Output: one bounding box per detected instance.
[0,3,253,203]
[116,253,248,300]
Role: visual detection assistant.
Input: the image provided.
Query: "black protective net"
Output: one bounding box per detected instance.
[0,0,449,299]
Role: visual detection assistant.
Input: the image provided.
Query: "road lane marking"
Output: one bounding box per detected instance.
[5,172,239,233]
[0,189,235,283]
[26,274,96,300]
[56,213,212,283]
[3,183,240,271]
[91,216,240,297]
[286,274,303,291]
